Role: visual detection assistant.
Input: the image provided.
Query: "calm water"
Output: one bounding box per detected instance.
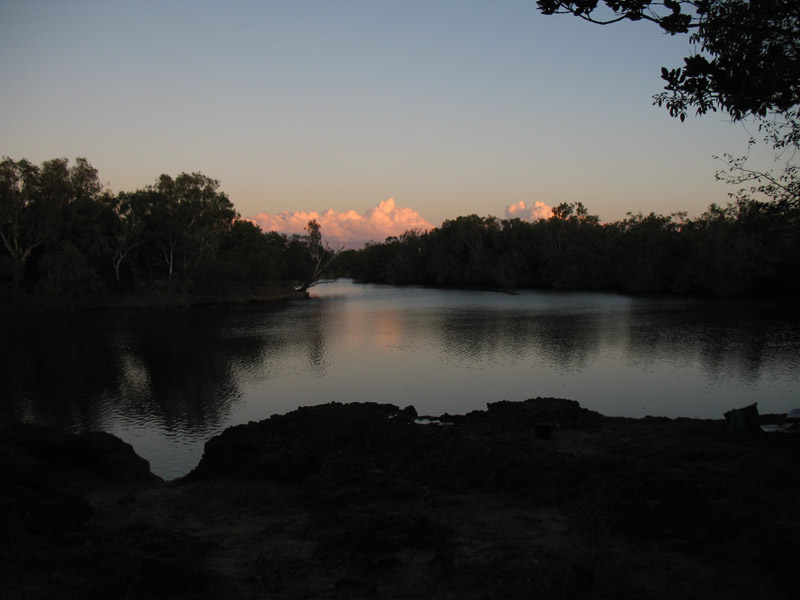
[2,280,799,479]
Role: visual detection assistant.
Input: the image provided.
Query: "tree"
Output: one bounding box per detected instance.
[0,158,43,291]
[714,109,799,208]
[536,1,799,122]
[100,191,144,285]
[207,220,287,289]
[539,203,607,288]
[293,220,339,293]
[550,201,598,224]
[611,211,687,292]
[67,157,103,203]
[0,157,105,293]
[143,172,238,284]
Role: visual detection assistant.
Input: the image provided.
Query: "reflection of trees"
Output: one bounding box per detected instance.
[429,299,799,385]
[435,310,503,366]
[0,300,341,437]
[5,293,797,439]
[119,300,340,431]
[303,303,330,376]
[527,314,604,370]
[122,310,241,434]
[623,300,800,383]
[0,310,125,431]
[258,299,334,378]
[0,305,283,435]
[433,309,603,371]
[119,305,323,434]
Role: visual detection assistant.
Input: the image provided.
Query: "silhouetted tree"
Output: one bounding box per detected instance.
[537,0,799,121]
[714,111,800,209]
[538,0,799,238]
[0,158,44,291]
[150,172,237,283]
[0,157,331,304]
[0,157,105,295]
[344,198,799,295]
[99,191,144,286]
[292,220,340,293]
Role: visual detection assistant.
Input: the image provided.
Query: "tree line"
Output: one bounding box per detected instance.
[0,157,330,305]
[5,4,796,303]
[339,200,800,296]
[3,157,798,303]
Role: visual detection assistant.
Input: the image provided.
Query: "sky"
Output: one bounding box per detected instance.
[1,0,757,247]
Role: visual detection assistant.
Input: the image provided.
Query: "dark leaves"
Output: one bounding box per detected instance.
[537,0,800,122]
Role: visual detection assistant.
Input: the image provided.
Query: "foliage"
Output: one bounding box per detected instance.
[291,219,341,292]
[0,157,105,293]
[714,108,799,209]
[0,157,334,304]
[346,200,800,296]
[536,0,800,121]
[4,156,797,303]
[536,0,799,246]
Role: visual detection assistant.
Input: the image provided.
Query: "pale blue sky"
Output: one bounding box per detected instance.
[1,0,753,231]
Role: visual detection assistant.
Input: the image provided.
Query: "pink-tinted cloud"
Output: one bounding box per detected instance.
[505,200,553,221]
[250,199,434,248]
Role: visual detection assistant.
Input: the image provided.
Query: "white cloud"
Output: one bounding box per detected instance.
[250,199,434,248]
[505,200,553,221]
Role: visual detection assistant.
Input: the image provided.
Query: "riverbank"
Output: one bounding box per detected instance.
[2,398,799,599]
[80,281,310,309]
[0,282,309,314]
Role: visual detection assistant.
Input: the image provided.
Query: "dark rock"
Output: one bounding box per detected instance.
[187,402,408,481]
[1,424,160,536]
[3,400,800,600]
[399,404,418,419]
[479,397,604,430]
[333,577,377,597]
[1,423,160,486]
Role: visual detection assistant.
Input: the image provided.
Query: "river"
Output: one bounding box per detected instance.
[2,280,798,479]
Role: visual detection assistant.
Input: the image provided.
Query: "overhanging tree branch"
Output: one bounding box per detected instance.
[294,220,342,293]
[537,0,800,121]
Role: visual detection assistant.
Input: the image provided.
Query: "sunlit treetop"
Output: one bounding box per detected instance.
[536,0,800,121]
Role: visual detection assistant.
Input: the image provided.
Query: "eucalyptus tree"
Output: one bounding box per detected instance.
[293,219,339,293]
[0,157,105,293]
[144,172,238,285]
[100,191,145,285]
[0,158,43,291]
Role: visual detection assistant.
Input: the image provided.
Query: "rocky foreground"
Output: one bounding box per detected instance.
[2,399,799,599]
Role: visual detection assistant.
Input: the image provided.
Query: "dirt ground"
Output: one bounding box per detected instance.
[2,398,799,599]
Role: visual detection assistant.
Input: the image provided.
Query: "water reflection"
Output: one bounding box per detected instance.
[622,300,796,384]
[119,310,242,434]
[1,282,798,479]
[433,309,606,371]
[0,310,125,431]
[528,314,606,371]
[304,304,332,376]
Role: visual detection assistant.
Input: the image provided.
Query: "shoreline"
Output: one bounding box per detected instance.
[0,282,310,314]
[3,398,799,599]
[78,282,310,311]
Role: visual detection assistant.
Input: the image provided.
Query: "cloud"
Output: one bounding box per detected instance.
[250,199,434,248]
[505,201,553,221]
